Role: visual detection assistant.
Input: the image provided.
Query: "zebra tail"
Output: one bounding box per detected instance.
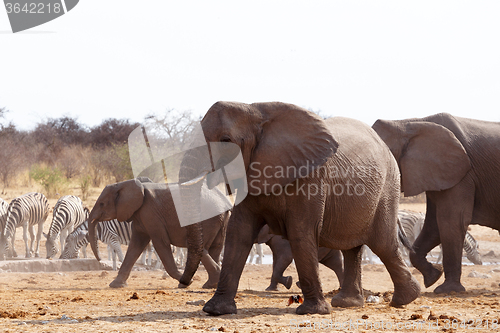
[397,218,414,253]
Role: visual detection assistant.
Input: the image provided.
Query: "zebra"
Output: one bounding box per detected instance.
[0,192,49,258]
[44,195,89,259]
[248,244,263,264]
[61,219,156,270]
[0,198,8,230]
[398,210,482,265]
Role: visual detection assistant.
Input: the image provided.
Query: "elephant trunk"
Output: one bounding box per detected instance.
[177,148,209,286]
[88,219,101,261]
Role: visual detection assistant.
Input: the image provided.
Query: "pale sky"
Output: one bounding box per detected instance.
[1,1,499,130]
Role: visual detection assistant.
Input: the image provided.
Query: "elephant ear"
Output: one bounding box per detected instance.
[256,224,273,244]
[115,179,145,222]
[400,121,471,197]
[248,103,338,195]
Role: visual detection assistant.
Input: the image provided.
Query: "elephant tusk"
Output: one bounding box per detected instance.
[181,171,209,186]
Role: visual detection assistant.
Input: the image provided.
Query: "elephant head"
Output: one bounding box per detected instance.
[88,179,144,260]
[178,102,338,284]
[372,116,471,197]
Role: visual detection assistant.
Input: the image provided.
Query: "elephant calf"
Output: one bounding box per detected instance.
[88,179,230,289]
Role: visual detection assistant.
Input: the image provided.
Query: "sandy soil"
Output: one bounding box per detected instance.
[1,203,500,332]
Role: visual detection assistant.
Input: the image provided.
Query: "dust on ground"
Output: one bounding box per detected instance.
[1,204,500,332]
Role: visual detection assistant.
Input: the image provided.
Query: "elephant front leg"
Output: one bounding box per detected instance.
[110,230,151,288]
[203,211,262,316]
[432,193,473,294]
[331,246,364,308]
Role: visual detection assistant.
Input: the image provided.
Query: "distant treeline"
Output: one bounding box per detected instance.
[0,107,198,198]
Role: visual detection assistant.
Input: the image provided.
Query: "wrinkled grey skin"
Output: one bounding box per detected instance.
[181,101,420,315]
[373,113,500,294]
[256,224,344,291]
[88,179,229,289]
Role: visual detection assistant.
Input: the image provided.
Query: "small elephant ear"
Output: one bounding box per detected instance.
[115,179,145,222]
[248,103,338,195]
[256,224,273,244]
[400,121,471,197]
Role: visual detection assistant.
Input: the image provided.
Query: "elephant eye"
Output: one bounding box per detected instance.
[220,136,231,143]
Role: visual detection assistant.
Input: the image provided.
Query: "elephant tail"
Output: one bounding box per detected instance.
[397,218,414,253]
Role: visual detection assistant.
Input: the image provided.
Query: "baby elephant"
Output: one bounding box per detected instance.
[256,225,344,291]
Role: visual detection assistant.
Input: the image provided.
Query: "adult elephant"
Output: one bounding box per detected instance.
[88,179,229,289]
[256,224,344,291]
[373,113,500,294]
[179,101,420,315]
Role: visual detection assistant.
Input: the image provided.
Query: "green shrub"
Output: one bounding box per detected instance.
[30,164,68,198]
[79,175,92,201]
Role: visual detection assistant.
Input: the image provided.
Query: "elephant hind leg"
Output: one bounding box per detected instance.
[410,199,443,288]
[331,246,364,308]
[370,240,421,307]
[200,249,221,289]
[287,234,330,314]
[267,237,293,291]
[319,248,344,287]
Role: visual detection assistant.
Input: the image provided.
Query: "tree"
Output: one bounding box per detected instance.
[88,118,140,148]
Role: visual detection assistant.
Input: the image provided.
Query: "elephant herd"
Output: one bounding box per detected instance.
[87,101,499,316]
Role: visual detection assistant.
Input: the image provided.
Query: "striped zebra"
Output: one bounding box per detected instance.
[44,195,89,259]
[398,210,482,265]
[0,192,49,258]
[0,198,8,229]
[61,219,156,270]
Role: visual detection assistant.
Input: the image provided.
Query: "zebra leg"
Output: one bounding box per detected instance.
[109,226,151,288]
[23,223,31,258]
[147,243,153,266]
[112,248,117,271]
[60,228,69,257]
[81,243,87,258]
[256,244,263,265]
[107,245,113,261]
[10,229,17,258]
[140,248,147,265]
[34,221,44,258]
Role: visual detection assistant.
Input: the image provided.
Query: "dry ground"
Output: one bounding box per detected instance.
[1,194,500,332]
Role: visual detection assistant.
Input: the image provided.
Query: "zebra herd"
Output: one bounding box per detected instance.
[0,193,160,270]
[0,192,485,273]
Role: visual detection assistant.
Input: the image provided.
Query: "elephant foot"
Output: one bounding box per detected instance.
[265,284,278,291]
[296,298,331,315]
[423,264,443,288]
[25,253,31,258]
[283,276,293,289]
[330,292,364,308]
[203,296,237,315]
[178,282,190,288]
[433,280,465,294]
[109,279,128,288]
[391,275,421,307]
[202,280,218,289]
